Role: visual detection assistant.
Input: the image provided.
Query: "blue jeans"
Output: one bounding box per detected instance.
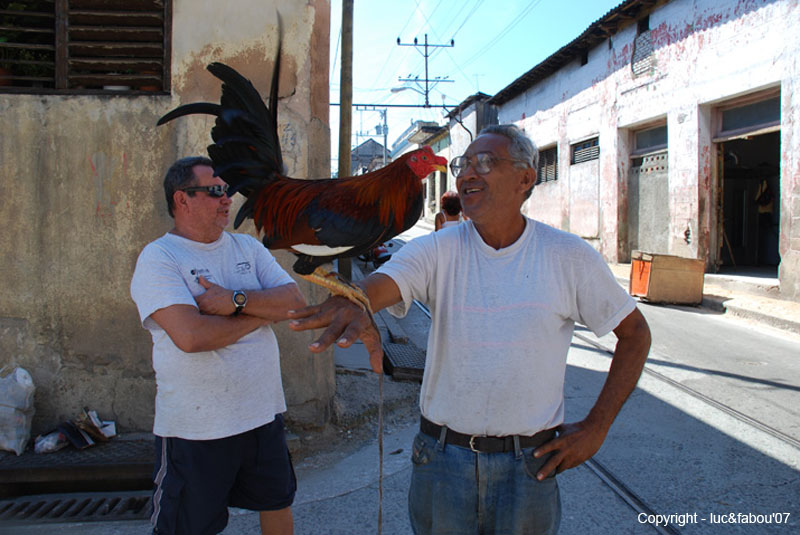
[408,431,561,535]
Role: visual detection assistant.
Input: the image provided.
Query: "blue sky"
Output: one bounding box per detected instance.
[329,0,624,169]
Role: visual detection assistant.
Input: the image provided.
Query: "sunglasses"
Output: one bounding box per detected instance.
[449,152,529,176]
[179,184,230,198]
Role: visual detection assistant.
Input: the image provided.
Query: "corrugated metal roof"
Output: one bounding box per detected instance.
[489,0,663,105]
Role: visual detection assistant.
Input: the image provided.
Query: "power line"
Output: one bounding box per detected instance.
[331,26,341,81]
[460,0,543,69]
[392,0,485,95]
[446,0,485,41]
[366,2,420,93]
[396,34,455,107]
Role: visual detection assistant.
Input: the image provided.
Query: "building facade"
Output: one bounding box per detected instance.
[491,0,800,299]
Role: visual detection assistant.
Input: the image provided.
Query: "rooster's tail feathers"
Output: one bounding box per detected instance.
[156,102,221,125]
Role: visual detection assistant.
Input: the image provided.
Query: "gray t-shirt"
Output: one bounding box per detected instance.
[130,231,295,440]
[377,217,635,436]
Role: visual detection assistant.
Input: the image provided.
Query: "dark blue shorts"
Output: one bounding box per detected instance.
[151,414,296,535]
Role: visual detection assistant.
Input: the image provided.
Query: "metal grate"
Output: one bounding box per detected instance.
[0,491,152,525]
[632,30,654,77]
[383,341,425,382]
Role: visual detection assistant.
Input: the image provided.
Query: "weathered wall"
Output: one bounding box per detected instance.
[0,0,334,434]
[499,0,800,298]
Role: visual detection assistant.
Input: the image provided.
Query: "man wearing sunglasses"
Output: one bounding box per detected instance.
[131,156,306,535]
[289,125,651,534]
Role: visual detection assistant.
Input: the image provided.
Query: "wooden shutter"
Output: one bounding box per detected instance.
[67,0,166,90]
[537,146,558,183]
[571,138,599,165]
[0,0,56,88]
[0,0,169,93]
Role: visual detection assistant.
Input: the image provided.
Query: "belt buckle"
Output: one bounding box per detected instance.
[469,435,480,453]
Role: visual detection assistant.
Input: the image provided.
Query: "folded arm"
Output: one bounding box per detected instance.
[152,277,306,353]
[194,276,306,322]
[150,304,269,353]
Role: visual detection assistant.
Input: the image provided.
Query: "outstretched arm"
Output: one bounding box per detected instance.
[533,307,651,479]
[287,273,402,373]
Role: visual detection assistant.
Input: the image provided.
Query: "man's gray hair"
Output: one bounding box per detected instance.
[479,124,539,198]
[163,156,214,217]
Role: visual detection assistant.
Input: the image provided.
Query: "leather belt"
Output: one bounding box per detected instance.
[420,416,555,453]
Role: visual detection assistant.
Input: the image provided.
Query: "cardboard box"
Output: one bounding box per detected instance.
[629,251,705,305]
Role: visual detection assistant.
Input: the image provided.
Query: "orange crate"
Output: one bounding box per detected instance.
[629,251,705,305]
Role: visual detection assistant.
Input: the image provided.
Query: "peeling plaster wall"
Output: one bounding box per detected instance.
[498,0,800,298]
[0,0,333,433]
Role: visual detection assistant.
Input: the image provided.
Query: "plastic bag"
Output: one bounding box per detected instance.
[34,430,69,454]
[0,367,36,455]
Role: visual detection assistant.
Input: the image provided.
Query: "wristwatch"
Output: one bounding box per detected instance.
[232,290,247,316]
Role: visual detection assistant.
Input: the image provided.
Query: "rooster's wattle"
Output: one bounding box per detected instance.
[157,35,447,313]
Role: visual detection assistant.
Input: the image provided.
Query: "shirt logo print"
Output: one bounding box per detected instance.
[190,268,212,282]
[235,262,251,275]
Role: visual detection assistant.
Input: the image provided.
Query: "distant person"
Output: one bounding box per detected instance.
[434,190,463,231]
[289,125,651,534]
[130,156,305,535]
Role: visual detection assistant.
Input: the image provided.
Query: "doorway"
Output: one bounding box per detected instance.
[719,131,780,274]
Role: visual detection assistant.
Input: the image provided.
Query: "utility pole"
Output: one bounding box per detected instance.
[380,108,388,166]
[396,34,454,107]
[354,106,390,168]
[338,0,353,279]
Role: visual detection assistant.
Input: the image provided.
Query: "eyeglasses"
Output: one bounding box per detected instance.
[449,152,529,176]
[179,184,230,198]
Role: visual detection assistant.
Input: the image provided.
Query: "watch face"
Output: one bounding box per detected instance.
[234,291,246,306]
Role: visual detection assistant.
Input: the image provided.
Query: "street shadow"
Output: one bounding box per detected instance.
[644,356,800,393]
[562,358,800,533]
[572,327,800,393]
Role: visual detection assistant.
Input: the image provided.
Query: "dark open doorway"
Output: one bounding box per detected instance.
[719,131,780,276]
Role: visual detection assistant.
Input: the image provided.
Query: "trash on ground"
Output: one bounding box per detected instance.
[34,407,117,454]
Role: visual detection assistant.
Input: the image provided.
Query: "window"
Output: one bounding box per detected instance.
[632,15,653,77]
[721,97,780,135]
[537,146,557,183]
[0,0,170,93]
[632,124,667,156]
[570,137,599,164]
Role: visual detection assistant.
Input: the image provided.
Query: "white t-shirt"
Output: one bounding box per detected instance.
[130,232,295,440]
[377,217,635,436]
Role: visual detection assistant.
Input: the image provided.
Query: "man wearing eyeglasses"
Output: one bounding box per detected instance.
[131,156,305,535]
[288,125,651,534]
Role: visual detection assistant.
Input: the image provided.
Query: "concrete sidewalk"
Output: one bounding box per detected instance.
[607,262,800,336]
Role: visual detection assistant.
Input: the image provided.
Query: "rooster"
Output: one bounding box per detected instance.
[157,36,447,313]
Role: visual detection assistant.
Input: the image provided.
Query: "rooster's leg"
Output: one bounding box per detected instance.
[299,266,373,315]
[300,266,383,373]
